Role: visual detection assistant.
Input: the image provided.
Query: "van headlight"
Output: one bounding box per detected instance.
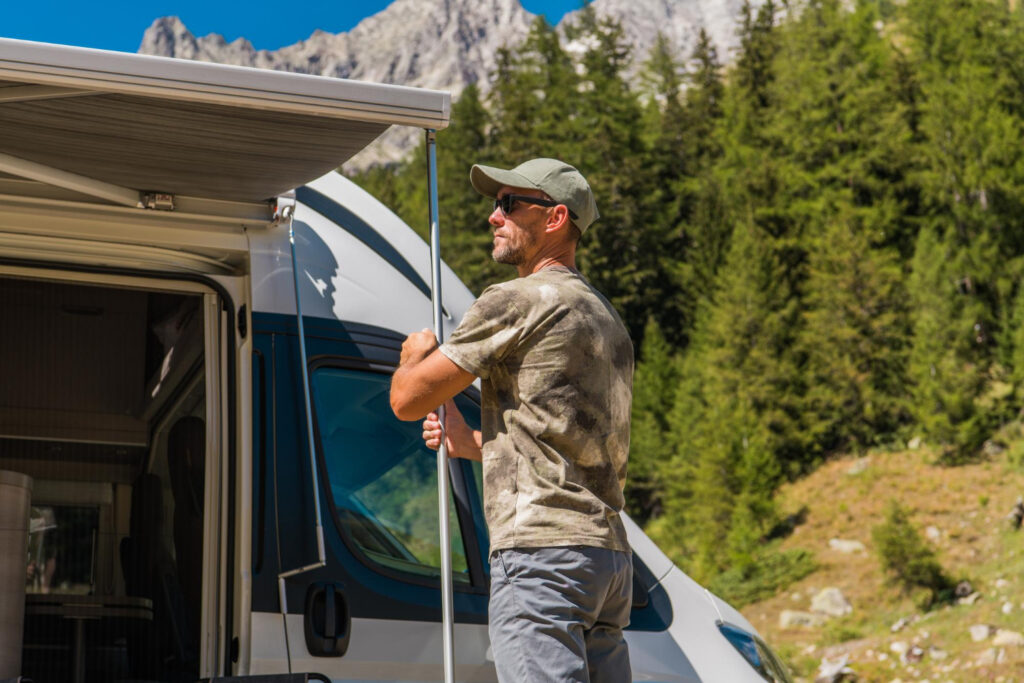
[716,621,793,683]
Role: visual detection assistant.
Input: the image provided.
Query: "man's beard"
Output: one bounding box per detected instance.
[492,242,525,265]
[491,223,536,265]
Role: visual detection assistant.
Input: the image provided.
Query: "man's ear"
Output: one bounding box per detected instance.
[544,204,571,235]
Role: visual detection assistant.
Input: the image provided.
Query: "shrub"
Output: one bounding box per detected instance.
[1006,438,1024,471]
[709,547,817,607]
[871,501,954,607]
[821,618,864,645]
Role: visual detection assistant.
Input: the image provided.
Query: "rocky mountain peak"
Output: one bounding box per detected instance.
[561,0,751,67]
[139,0,532,88]
[138,16,200,61]
[137,0,762,166]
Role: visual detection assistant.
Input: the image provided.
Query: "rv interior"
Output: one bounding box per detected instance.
[0,274,208,683]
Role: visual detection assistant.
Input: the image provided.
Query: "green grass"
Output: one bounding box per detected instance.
[738,443,1024,681]
[819,616,866,646]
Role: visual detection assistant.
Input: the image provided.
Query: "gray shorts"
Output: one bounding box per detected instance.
[488,546,633,683]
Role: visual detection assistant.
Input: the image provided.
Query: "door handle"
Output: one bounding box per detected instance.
[304,581,350,657]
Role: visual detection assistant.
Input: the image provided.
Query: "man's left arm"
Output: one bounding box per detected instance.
[390,328,477,421]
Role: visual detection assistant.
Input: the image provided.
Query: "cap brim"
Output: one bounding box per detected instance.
[470,164,541,198]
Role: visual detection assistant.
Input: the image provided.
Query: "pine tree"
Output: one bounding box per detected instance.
[488,17,580,163]
[684,28,725,166]
[712,0,783,282]
[677,28,729,315]
[801,209,910,452]
[347,0,1024,589]
[902,0,1024,456]
[659,29,729,346]
[736,0,777,104]
[562,8,664,342]
[353,163,402,220]
[653,0,796,578]
[647,347,703,562]
[665,219,790,577]
[627,319,680,524]
[641,32,688,232]
[1009,279,1024,402]
[767,0,918,453]
[433,83,508,294]
[907,226,992,459]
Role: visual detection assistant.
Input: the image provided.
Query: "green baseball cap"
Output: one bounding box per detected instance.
[470,158,600,233]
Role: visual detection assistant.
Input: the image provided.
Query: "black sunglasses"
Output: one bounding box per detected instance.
[494,194,578,220]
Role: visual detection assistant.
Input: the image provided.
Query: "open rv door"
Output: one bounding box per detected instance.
[0,38,450,683]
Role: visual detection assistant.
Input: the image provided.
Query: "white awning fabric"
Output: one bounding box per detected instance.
[0,39,450,204]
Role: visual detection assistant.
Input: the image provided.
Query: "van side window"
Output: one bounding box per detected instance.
[311,367,472,584]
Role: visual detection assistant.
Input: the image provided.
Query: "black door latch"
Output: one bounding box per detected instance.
[304,581,350,657]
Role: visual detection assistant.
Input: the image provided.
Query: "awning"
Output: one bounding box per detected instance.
[0,38,450,206]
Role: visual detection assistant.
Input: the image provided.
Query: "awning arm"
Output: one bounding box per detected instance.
[0,151,139,207]
[426,128,455,683]
[0,85,97,103]
[275,192,328,674]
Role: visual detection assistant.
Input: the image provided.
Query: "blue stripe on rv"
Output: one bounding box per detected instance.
[295,185,433,301]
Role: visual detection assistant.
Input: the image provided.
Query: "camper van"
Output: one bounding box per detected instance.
[0,39,791,683]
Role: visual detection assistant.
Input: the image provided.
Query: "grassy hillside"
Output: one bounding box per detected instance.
[740,437,1024,682]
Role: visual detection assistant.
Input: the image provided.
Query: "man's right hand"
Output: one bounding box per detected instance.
[422,399,482,461]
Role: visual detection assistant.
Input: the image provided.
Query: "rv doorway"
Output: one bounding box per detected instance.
[0,271,226,683]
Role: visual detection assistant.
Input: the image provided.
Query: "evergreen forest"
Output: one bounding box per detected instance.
[353,0,1024,599]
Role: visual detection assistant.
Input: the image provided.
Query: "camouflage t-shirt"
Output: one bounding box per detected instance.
[439,266,633,553]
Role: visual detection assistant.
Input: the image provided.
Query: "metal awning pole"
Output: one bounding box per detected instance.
[426,128,455,683]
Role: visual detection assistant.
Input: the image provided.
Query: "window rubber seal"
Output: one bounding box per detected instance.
[307,354,489,597]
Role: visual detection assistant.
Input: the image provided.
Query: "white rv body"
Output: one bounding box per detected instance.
[0,38,788,683]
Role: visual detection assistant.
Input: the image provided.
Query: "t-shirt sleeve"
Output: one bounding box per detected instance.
[439,284,524,379]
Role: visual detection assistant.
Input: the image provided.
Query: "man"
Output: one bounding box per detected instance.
[390,158,634,683]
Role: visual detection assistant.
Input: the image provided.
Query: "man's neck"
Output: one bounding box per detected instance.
[517,254,576,278]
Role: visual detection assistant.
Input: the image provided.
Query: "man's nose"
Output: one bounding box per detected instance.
[489,207,505,227]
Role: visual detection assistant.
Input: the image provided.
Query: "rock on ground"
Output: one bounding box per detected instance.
[829,538,866,554]
[890,615,917,632]
[957,591,982,605]
[992,629,1024,647]
[975,647,1005,665]
[780,610,827,628]
[815,653,855,683]
[847,457,871,475]
[901,645,925,664]
[969,624,993,642]
[812,587,853,617]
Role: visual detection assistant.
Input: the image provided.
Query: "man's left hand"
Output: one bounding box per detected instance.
[400,328,438,367]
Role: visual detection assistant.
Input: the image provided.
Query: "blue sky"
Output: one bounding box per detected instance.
[4,1,582,53]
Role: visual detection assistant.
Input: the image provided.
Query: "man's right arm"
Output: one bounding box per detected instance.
[422,400,483,462]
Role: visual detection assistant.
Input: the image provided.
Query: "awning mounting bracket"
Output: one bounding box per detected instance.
[141,192,175,211]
